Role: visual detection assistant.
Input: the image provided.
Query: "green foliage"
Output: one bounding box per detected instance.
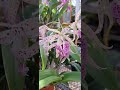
[60,72,81,82]
[40,46,48,70]
[39,1,68,23]
[87,46,120,90]
[1,45,24,90]
[39,69,80,89]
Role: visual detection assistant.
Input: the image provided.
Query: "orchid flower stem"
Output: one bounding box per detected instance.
[75,37,78,45]
[47,27,61,34]
[72,32,76,42]
[46,21,60,25]
[103,26,112,46]
[103,15,113,46]
[62,34,75,45]
[47,25,75,48]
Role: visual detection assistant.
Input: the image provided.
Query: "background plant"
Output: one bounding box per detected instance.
[82,0,120,90]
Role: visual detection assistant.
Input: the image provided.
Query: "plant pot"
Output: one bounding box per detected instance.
[41,85,55,90]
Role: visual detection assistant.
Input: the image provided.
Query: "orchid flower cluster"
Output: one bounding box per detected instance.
[39,0,81,61]
[39,23,80,61]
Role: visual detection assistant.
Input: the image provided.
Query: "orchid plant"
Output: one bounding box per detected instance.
[39,0,81,89]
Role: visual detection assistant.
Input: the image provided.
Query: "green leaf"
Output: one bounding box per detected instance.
[39,4,45,14]
[50,0,58,3]
[82,80,88,90]
[39,76,62,89]
[70,44,78,53]
[1,45,24,90]
[40,46,48,70]
[39,69,58,80]
[87,46,120,90]
[61,72,81,82]
[19,5,37,19]
[70,62,81,71]
[56,3,68,19]
[70,53,81,62]
[51,2,60,10]
[70,45,81,62]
